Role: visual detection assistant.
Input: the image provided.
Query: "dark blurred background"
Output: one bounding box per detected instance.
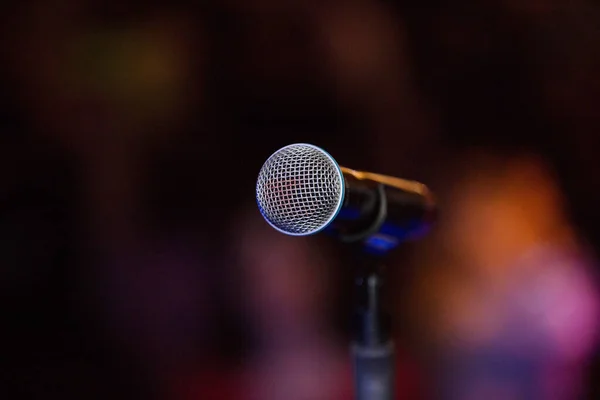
[1,1,600,399]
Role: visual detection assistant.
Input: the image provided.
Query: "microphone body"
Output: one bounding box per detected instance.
[327,167,435,253]
[256,143,435,253]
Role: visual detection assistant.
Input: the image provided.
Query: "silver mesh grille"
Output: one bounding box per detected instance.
[256,143,345,236]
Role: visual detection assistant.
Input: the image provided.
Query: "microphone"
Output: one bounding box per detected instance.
[255,143,436,254]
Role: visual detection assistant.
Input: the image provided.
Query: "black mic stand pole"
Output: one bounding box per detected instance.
[352,259,395,400]
[340,183,395,400]
[340,179,433,400]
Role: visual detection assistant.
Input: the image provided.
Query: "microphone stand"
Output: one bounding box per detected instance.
[352,258,395,400]
[337,180,427,400]
[338,183,395,400]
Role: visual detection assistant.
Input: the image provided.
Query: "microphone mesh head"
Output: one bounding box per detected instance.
[256,143,345,236]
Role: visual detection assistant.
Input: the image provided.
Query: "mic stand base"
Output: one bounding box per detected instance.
[352,341,395,400]
[352,266,395,400]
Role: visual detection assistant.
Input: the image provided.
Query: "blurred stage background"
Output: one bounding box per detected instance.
[1,1,600,399]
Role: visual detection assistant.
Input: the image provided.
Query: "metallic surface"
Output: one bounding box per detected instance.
[256,143,345,236]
